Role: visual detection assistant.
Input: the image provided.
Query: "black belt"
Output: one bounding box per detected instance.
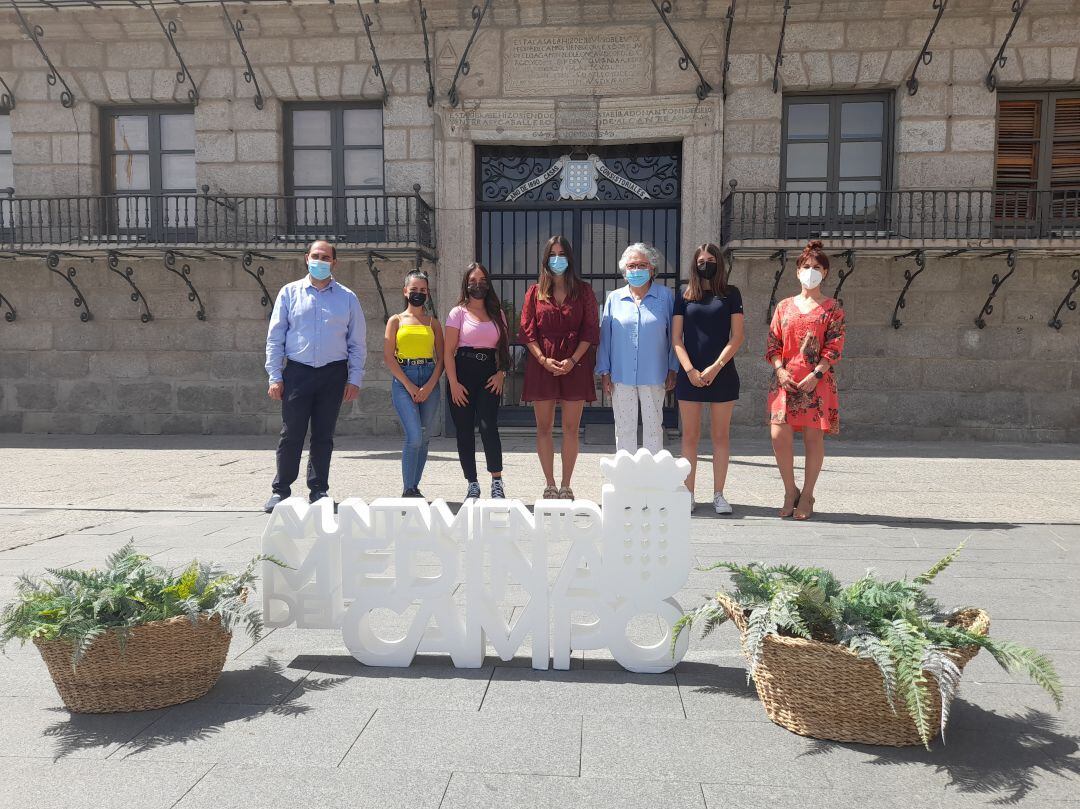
[397,357,435,366]
[457,347,496,362]
[286,359,347,371]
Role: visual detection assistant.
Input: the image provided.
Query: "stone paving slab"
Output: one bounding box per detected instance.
[0,759,213,809]
[114,700,376,768]
[2,436,1079,551]
[1,437,1079,807]
[479,667,684,718]
[172,764,450,809]
[582,715,890,789]
[440,773,708,809]
[340,708,582,777]
[289,657,494,712]
[0,697,168,761]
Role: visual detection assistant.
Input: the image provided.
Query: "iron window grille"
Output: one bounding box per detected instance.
[780,92,894,239]
[283,101,386,243]
[101,106,197,244]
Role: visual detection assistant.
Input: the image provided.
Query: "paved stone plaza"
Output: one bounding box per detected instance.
[1,435,1079,808]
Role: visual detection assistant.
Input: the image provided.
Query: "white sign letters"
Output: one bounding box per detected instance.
[262,450,692,673]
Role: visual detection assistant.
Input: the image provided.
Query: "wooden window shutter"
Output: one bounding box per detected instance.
[1051,97,1080,187]
[995,99,1040,186]
[995,99,1041,221]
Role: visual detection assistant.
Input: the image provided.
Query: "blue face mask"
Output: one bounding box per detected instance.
[308,258,332,280]
[548,255,569,275]
[625,269,651,288]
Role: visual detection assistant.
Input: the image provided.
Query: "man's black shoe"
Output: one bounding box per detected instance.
[310,491,330,504]
[263,493,284,513]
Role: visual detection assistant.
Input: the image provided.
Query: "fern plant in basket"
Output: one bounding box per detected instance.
[673,544,1063,748]
[1,542,281,714]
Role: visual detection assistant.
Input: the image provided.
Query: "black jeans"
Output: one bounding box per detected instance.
[273,359,348,497]
[449,349,503,482]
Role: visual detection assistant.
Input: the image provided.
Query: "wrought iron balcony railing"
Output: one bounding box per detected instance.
[720,185,1080,246]
[0,189,435,251]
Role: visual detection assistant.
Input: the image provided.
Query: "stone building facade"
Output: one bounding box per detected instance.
[0,0,1077,441]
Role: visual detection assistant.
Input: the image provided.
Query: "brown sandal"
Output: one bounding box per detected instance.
[794,493,815,521]
[779,487,801,519]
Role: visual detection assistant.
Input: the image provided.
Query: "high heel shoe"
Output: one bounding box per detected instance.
[779,487,800,518]
[794,493,816,521]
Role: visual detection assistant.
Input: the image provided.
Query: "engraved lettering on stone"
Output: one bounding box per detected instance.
[504,30,652,96]
[447,107,556,135]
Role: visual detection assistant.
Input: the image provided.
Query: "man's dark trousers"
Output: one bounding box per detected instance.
[272,359,349,498]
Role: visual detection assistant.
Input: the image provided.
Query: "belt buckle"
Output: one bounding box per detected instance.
[474,351,488,361]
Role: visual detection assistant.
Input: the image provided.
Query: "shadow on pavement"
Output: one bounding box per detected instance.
[41,658,348,761]
[672,661,760,701]
[801,704,1080,804]
[694,504,1022,529]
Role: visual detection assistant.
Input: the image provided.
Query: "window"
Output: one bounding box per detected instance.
[781,93,892,235]
[102,107,196,241]
[0,114,11,242]
[284,103,384,240]
[995,91,1080,236]
[0,114,12,192]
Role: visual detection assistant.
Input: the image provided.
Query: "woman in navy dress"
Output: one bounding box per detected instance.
[672,243,745,514]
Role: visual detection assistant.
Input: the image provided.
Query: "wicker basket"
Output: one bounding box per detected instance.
[33,613,232,714]
[716,593,990,746]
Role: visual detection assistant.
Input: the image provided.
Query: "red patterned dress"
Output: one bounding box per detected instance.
[765,297,846,434]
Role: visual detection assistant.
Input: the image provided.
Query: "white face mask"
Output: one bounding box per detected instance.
[798,267,823,289]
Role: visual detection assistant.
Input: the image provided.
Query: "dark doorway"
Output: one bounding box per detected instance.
[474,142,682,426]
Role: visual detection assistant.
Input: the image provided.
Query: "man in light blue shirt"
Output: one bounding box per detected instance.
[263,240,366,512]
[597,242,678,455]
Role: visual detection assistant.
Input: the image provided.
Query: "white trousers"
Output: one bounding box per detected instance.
[612,383,666,455]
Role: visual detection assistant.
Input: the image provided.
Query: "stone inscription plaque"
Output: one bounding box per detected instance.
[503,28,652,97]
[446,106,556,137]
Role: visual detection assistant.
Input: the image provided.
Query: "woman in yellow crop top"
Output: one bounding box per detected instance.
[383,270,444,498]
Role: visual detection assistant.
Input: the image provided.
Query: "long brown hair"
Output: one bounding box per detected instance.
[797,239,831,273]
[456,262,510,371]
[683,243,729,301]
[537,235,580,302]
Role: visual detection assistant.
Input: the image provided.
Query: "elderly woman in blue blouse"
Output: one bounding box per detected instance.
[597,242,678,454]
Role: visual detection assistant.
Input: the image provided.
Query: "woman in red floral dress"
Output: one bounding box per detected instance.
[765,240,846,521]
[520,235,600,500]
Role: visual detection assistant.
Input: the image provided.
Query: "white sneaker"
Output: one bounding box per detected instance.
[713,492,733,515]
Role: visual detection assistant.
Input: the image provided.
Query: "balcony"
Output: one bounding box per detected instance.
[0,188,435,255]
[720,186,1080,252]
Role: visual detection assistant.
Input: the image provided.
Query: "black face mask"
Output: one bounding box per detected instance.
[408,291,428,307]
[467,284,488,300]
[695,261,718,280]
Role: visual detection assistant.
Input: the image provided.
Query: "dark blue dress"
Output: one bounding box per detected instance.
[674,287,743,403]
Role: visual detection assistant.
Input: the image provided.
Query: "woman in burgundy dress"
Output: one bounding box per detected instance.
[520,235,600,500]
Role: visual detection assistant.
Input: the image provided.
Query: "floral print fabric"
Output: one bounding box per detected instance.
[765,297,846,434]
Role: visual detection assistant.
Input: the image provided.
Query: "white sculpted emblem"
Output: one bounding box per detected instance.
[504,153,652,202]
[262,450,692,673]
[561,158,598,200]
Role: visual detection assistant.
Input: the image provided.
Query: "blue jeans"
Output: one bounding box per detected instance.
[391,362,438,491]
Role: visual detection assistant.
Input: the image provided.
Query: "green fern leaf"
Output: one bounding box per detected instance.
[922,646,962,742]
[914,542,966,585]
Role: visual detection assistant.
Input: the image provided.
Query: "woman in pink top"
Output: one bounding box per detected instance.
[444,262,511,500]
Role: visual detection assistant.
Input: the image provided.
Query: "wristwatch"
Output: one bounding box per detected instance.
[814,370,824,379]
